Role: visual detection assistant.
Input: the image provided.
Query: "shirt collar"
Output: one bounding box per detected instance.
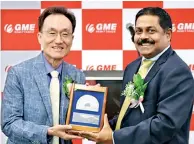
[42,52,62,75]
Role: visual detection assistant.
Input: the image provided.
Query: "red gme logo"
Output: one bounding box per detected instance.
[86,23,117,33]
[172,23,194,32]
[86,65,117,71]
[4,24,35,33]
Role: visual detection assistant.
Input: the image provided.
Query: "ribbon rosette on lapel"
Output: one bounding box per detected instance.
[122,73,148,113]
[63,76,73,97]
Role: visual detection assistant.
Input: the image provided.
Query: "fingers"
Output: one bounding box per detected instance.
[56,128,82,140]
[80,133,97,142]
[64,125,73,130]
[66,130,80,136]
[95,83,101,87]
[48,125,73,136]
[51,125,87,140]
[55,125,72,130]
[64,133,83,140]
[85,83,101,87]
[103,114,110,128]
[85,82,90,86]
[82,134,96,142]
[79,131,97,141]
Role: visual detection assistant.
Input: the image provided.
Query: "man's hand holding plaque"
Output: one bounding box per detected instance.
[65,82,108,133]
[79,114,113,144]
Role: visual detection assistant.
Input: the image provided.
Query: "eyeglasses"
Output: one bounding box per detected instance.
[42,30,73,40]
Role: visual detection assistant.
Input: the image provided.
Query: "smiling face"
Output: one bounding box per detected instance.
[134,15,171,58]
[37,14,74,63]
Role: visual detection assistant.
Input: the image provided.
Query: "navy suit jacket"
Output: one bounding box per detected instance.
[110,47,194,144]
[1,53,85,144]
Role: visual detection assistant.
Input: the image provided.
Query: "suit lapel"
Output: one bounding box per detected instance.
[144,47,173,84]
[122,47,173,122]
[33,53,53,125]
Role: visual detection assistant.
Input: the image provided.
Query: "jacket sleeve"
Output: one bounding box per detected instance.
[1,67,49,144]
[113,65,194,144]
[77,70,86,84]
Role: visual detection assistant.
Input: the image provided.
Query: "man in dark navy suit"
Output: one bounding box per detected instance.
[80,7,194,144]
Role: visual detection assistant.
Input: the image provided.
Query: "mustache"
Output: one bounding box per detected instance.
[137,39,155,45]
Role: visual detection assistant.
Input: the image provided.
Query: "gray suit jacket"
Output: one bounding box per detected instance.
[1,53,85,144]
[110,47,194,144]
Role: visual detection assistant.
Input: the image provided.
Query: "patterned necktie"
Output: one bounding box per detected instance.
[50,71,60,144]
[138,59,155,79]
[115,59,154,130]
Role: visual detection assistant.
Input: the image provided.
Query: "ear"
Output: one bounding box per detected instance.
[126,23,135,42]
[68,35,74,50]
[165,28,172,42]
[37,32,42,44]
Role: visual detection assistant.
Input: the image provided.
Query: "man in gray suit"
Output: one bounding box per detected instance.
[80,7,194,144]
[1,6,85,144]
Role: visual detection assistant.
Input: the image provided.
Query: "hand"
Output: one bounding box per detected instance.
[85,82,101,87]
[79,114,113,144]
[47,125,82,140]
